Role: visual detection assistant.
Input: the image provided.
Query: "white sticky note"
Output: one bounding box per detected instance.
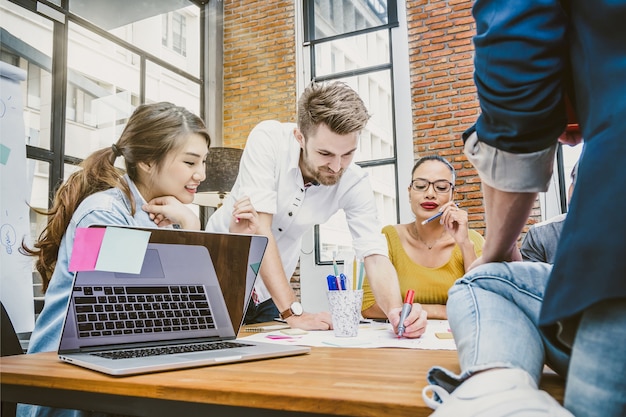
[95,227,151,274]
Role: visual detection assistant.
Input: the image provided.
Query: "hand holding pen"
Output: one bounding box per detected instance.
[421,202,459,225]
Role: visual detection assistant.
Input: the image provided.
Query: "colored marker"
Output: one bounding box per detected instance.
[421,211,443,225]
[357,260,365,290]
[326,274,339,291]
[397,289,415,338]
[422,203,459,225]
[339,273,347,290]
[332,251,340,277]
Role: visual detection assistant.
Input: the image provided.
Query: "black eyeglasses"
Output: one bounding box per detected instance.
[410,178,454,193]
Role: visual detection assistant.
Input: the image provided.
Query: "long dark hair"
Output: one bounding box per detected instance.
[22,102,210,291]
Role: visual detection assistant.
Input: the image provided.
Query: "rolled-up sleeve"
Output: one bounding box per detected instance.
[235,121,281,214]
[465,131,557,192]
[469,0,570,192]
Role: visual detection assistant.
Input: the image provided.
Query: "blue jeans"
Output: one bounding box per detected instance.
[428,262,626,417]
[243,298,279,324]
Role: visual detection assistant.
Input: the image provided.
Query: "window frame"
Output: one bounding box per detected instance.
[301,0,412,266]
[6,0,204,205]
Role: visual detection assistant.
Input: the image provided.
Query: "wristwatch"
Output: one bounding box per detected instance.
[279,301,303,320]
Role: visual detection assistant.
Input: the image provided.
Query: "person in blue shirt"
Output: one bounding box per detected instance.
[18,102,256,417]
[521,160,579,264]
[422,1,626,416]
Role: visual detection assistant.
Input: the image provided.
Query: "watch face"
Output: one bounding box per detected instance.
[291,302,303,315]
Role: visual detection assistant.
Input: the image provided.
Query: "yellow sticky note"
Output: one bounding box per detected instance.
[280,328,308,335]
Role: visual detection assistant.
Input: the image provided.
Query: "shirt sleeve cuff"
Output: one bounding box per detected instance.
[464,131,557,193]
[352,233,389,260]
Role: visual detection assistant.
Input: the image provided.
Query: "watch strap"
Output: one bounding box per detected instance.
[279,307,294,320]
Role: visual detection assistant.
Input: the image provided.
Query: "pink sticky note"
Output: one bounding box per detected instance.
[68,227,107,272]
[265,335,296,340]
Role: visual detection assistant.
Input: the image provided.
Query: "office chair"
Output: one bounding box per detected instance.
[1,303,23,356]
[2,302,24,417]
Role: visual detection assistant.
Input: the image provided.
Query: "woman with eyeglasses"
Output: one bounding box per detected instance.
[361,155,484,319]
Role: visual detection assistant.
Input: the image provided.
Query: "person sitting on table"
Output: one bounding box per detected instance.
[421,1,626,416]
[18,102,256,417]
[361,155,484,320]
[520,160,578,263]
[206,81,428,338]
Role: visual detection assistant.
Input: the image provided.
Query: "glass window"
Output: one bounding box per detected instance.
[172,12,187,57]
[314,30,390,77]
[340,71,394,161]
[145,60,201,115]
[70,1,200,77]
[0,1,54,153]
[561,143,583,210]
[28,158,51,229]
[65,21,140,161]
[310,0,394,40]
[316,163,397,262]
[305,0,399,265]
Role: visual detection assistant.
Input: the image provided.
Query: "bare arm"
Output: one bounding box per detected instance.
[363,302,446,320]
[439,202,479,272]
[459,240,479,273]
[255,213,332,330]
[364,254,428,338]
[469,183,537,270]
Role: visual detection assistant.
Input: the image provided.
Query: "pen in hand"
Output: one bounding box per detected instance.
[421,203,458,225]
[421,211,443,225]
[397,289,415,338]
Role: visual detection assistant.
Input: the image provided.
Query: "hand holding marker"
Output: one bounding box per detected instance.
[397,289,415,338]
[421,211,443,225]
[421,203,458,225]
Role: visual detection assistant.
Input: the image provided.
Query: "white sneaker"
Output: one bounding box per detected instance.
[422,368,573,416]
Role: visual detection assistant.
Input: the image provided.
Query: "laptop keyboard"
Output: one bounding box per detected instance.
[72,285,215,338]
[93,341,250,360]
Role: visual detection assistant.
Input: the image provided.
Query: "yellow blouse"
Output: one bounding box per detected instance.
[361,225,485,311]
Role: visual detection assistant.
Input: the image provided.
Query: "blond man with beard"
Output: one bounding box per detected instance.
[207,82,427,336]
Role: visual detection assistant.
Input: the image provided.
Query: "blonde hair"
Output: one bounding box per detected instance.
[297,81,370,138]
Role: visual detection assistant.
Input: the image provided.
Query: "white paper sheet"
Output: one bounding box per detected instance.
[241,319,456,350]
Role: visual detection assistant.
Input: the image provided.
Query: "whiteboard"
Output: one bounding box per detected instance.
[0,61,35,332]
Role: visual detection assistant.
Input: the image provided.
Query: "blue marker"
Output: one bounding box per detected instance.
[421,211,443,225]
[326,274,339,291]
[422,204,458,225]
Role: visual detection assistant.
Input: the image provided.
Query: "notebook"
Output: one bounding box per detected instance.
[57,226,309,376]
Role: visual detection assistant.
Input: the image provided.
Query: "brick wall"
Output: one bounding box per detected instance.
[222,0,301,293]
[406,0,541,236]
[222,0,298,149]
[221,0,540,255]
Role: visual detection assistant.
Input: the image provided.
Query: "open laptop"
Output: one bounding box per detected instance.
[58,226,309,376]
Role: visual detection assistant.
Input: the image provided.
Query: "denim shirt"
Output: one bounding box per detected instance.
[27,175,156,355]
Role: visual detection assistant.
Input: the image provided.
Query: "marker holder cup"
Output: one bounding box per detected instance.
[326,289,363,337]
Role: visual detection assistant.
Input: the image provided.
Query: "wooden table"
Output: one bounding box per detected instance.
[0,333,565,417]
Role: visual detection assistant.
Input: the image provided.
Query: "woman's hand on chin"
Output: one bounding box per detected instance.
[143,196,200,230]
